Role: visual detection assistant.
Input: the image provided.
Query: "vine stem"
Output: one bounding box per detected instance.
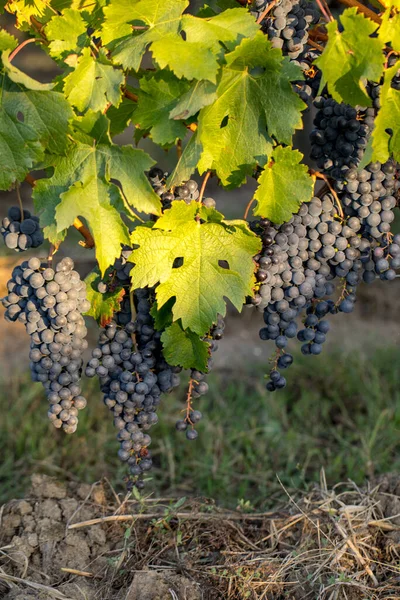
[129,291,138,351]
[256,0,279,24]
[311,171,344,220]
[337,0,381,23]
[243,197,255,220]
[315,0,334,22]
[199,171,211,204]
[16,183,24,223]
[307,38,325,52]
[9,38,44,62]
[123,88,139,103]
[30,16,48,41]
[184,378,196,424]
[24,174,95,248]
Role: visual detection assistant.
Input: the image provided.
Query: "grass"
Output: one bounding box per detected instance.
[1,345,400,507]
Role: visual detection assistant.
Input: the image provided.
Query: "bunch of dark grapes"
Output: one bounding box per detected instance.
[2,257,89,433]
[1,206,44,252]
[310,97,373,179]
[293,47,323,106]
[148,168,216,210]
[86,287,181,489]
[175,316,225,440]
[253,0,319,59]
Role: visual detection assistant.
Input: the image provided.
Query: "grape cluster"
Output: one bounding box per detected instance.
[86,287,180,489]
[1,206,44,252]
[253,0,319,59]
[2,257,89,433]
[293,47,322,106]
[175,316,225,440]
[148,168,216,210]
[310,97,373,179]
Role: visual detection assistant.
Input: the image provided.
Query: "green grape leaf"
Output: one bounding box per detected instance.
[107,95,136,137]
[253,146,314,224]
[371,60,400,162]
[166,132,202,188]
[33,138,161,256]
[5,0,50,26]
[151,35,219,83]
[169,80,217,120]
[45,8,87,58]
[57,178,130,275]
[181,8,260,54]
[316,8,385,106]
[85,268,125,326]
[150,297,175,331]
[102,0,188,70]
[197,32,304,187]
[161,322,210,371]
[379,4,400,51]
[0,51,72,189]
[0,30,18,51]
[64,48,124,113]
[129,201,261,335]
[134,71,190,145]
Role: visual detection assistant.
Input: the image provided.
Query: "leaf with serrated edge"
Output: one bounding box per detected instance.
[181,8,260,53]
[64,48,124,113]
[134,71,189,145]
[197,33,304,187]
[170,80,217,120]
[253,146,314,224]
[85,268,125,326]
[379,4,400,51]
[151,35,219,82]
[316,8,385,106]
[129,201,261,335]
[162,322,210,371]
[102,0,188,70]
[33,140,161,248]
[0,31,17,51]
[372,60,400,162]
[56,177,130,276]
[166,132,202,188]
[0,51,72,189]
[45,8,87,58]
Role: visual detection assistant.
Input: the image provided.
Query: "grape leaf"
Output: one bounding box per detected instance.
[134,71,190,145]
[33,137,162,254]
[5,0,50,26]
[64,48,124,113]
[0,51,72,189]
[379,4,400,51]
[102,0,188,70]
[151,35,220,83]
[0,30,17,51]
[107,95,137,137]
[150,297,174,331]
[253,146,314,224]
[181,8,260,54]
[169,80,217,120]
[161,322,210,371]
[45,8,87,58]
[85,268,125,326]
[371,60,400,162]
[316,8,385,106]
[197,32,304,187]
[129,201,261,335]
[166,132,202,188]
[57,178,130,275]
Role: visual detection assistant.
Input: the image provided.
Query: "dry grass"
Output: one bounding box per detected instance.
[1,473,400,599]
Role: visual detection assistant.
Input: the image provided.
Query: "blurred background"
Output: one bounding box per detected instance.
[1,4,399,509]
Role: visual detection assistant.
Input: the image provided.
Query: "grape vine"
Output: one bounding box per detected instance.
[0,0,399,488]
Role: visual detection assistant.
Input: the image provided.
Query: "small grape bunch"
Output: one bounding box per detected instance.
[1,206,44,252]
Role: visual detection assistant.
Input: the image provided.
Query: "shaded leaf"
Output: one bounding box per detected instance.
[372,60,400,162]
[161,322,210,371]
[85,268,125,326]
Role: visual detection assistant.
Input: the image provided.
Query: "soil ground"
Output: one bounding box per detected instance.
[2,474,400,600]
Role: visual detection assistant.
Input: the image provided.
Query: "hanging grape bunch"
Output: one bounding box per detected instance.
[1,206,44,252]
